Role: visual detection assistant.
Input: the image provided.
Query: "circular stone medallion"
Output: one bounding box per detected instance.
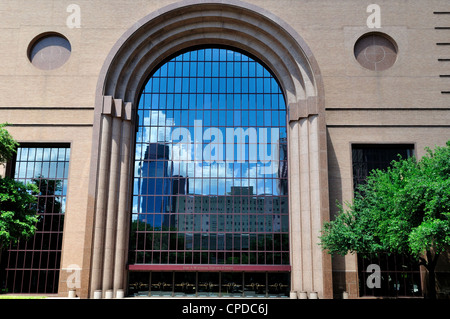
[28,33,71,70]
[354,33,397,71]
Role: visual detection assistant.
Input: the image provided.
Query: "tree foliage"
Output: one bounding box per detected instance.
[0,124,39,251]
[0,178,39,250]
[0,123,18,166]
[320,141,450,298]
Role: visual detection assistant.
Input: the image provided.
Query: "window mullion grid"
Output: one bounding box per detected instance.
[132,48,287,271]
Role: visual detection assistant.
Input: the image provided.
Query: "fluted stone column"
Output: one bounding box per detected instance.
[299,117,312,292]
[289,119,302,296]
[102,108,122,294]
[90,96,113,297]
[113,102,133,296]
[90,96,133,298]
[288,100,327,298]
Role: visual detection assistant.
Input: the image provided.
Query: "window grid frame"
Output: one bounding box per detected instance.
[0,144,70,294]
[129,47,289,269]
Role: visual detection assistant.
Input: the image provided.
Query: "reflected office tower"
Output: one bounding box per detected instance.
[165,175,188,229]
[140,143,172,228]
[277,138,288,195]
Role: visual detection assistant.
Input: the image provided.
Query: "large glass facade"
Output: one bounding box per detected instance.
[0,145,70,294]
[128,47,289,296]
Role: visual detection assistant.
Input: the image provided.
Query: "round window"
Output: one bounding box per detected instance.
[28,33,71,70]
[354,32,397,71]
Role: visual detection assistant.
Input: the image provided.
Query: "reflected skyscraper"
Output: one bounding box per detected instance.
[165,175,188,229]
[277,137,288,195]
[139,143,172,227]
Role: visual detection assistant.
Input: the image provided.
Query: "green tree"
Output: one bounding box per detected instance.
[0,124,39,253]
[320,141,450,299]
[0,123,18,165]
[0,178,39,251]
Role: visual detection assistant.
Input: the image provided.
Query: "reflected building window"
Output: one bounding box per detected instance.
[0,145,70,294]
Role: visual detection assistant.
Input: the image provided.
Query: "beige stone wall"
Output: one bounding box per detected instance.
[0,0,449,298]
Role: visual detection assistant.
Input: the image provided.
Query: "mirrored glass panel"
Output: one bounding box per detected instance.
[130,47,288,266]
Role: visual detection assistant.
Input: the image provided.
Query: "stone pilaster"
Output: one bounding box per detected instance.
[288,101,330,298]
[90,96,133,298]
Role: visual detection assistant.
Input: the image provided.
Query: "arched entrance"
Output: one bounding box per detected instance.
[86,0,331,299]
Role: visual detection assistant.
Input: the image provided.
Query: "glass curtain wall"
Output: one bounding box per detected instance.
[128,47,289,296]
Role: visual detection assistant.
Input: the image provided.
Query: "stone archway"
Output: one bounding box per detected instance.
[85,0,331,299]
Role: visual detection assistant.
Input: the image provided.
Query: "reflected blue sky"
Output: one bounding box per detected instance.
[14,146,70,213]
[133,48,288,224]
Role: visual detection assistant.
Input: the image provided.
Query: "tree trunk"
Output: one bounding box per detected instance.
[424,251,439,299]
[427,266,437,299]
